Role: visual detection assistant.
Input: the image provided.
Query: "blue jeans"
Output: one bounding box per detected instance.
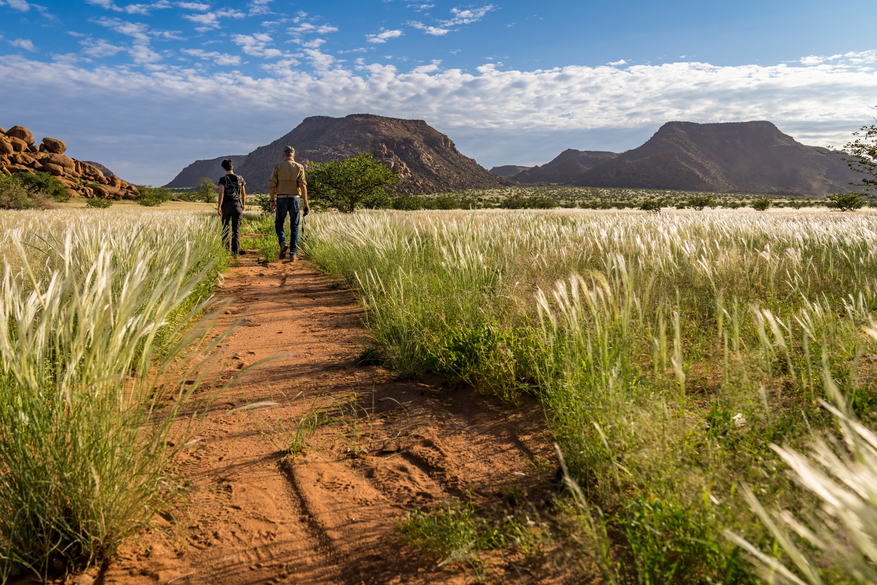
[275,197,301,254]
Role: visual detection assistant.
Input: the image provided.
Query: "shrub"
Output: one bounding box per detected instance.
[750,198,772,211]
[686,195,715,210]
[136,185,172,207]
[826,192,865,211]
[15,171,68,201]
[499,194,557,209]
[86,197,113,208]
[195,177,217,203]
[0,175,53,209]
[392,193,424,210]
[638,199,663,212]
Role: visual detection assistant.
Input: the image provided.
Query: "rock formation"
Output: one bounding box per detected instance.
[568,121,856,196]
[0,125,138,199]
[512,150,619,184]
[199,114,514,194]
[164,155,247,188]
[489,165,533,178]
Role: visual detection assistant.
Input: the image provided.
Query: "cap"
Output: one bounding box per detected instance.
[283,146,295,155]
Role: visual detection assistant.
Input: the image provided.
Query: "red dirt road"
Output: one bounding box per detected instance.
[102,256,561,585]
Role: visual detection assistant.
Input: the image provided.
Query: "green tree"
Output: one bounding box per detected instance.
[826,192,865,211]
[195,177,217,203]
[750,198,771,211]
[307,153,400,213]
[685,195,714,210]
[841,115,877,197]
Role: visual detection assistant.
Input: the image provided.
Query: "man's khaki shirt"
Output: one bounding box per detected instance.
[269,160,306,195]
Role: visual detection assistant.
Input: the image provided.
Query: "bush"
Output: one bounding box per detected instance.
[826,192,865,211]
[0,175,54,209]
[15,171,68,201]
[686,195,715,210]
[499,195,557,209]
[638,199,663,212]
[86,197,113,208]
[750,198,772,211]
[136,185,172,207]
[392,193,424,210]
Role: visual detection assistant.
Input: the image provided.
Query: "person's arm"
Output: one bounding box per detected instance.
[269,185,276,211]
[301,184,309,213]
[240,184,246,210]
[217,183,224,216]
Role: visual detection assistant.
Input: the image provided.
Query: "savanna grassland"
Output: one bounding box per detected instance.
[288,205,877,583]
[0,208,231,581]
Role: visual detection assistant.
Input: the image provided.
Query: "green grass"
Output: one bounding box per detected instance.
[300,206,877,582]
[0,209,232,581]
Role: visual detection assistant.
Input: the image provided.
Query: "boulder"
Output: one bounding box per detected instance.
[11,152,34,166]
[45,153,75,171]
[0,139,13,156]
[41,137,66,154]
[9,137,27,153]
[0,127,5,134]
[108,175,121,188]
[42,163,65,177]
[7,126,34,144]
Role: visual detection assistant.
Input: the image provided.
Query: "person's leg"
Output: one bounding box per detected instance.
[230,208,242,254]
[275,198,288,248]
[221,210,231,252]
[289,197,301,258]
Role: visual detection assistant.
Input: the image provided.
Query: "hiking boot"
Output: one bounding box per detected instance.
[279,244,288,259]
[290,254,297,262]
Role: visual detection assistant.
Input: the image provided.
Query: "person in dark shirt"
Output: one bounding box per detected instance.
[217,158,247,255]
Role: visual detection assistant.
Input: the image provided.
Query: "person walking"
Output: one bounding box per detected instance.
[217,158,247,255]
[269,146,309,260]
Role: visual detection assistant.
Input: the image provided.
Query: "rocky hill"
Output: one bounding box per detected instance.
[571,121,856,196]
[221,114,513,194]
[489,165,532,178]
[513,149,618,184]
[0,125,137,199]
[164,154,247,188]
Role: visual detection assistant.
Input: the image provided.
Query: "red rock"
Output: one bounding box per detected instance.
[41,137,66,154]
[9,137,27,152]
[11,152,34,166]
[45,153,75,170]
[6,126,34,144]
[0,127,5,134]
[0,139,13,156]
[42,163,65,176]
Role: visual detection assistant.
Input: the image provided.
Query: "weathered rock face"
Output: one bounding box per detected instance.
[0,125,137,199]
[568,121,858,196]
[229,114,513,195]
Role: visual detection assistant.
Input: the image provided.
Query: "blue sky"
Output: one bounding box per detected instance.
[2,0,876,185]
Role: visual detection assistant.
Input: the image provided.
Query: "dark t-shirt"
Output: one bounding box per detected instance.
[219,174,245,205]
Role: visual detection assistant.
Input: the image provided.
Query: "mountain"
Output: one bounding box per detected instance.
[572,121,856,196]
[164,155,247,188]
[512,149,618,184]
[490,165,532,178]
[232,114,513,194]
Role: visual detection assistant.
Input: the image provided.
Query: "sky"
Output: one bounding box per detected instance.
[2,0,877,185]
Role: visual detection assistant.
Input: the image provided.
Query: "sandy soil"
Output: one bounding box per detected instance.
[99,254,561,585]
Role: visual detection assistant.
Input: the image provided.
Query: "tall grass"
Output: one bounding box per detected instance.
[0,210,231,580]
[302,208,877,581]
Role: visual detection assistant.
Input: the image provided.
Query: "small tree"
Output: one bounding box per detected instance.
[841,115,877,197]
[750,198,771,212]
[826,192,865,211]
[638,198,664,213]
[307,153,400,213]
[686,195,714,210]
[195,177,217,203]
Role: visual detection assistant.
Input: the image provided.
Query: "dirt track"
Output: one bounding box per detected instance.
[103,255,560,585]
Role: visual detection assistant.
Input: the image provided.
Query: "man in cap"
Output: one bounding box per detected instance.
[269,145,309,260]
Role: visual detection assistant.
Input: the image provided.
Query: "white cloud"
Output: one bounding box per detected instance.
[443,5,495,26]
[184,8,245,32]
[93,17,151,42]
[366,28,403,44]
[232,33,283,58]
[407,3,434,10]
[608,59,627,66]
[81,38,125,57]
[177,1,209,9]
[409,21,450,36]
[4,0,32,11]
[411,60,441,74]
[249,0,272,16]
[2,52,877,183]
[10,38,36,52]
[182,48,241,65]
[85,0,172,15]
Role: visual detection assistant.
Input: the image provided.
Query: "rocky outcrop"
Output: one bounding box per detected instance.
[570,121,857,196]
[0,125,137,199]
[164,154,247,188]
[231,114,513,195]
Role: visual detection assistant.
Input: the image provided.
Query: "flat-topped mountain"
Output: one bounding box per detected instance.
[165,155,246,188]
[513,149,618,184]
[570,121,856,196]
[231,114,512,194]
